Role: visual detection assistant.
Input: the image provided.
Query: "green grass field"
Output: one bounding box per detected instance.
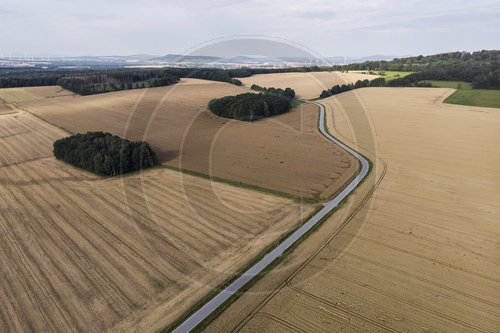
[422,80,473,89]
[352,73,500,108]
[444,89,500,109]
[354,70,413,81]
[379,71,413,81]
[417,80,500,108]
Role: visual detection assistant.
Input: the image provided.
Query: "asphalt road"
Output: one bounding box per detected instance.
[172,101,370,332]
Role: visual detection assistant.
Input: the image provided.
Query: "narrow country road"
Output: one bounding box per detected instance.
[172,100,370,332]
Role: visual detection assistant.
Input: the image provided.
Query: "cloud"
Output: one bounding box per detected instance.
[0,0,498,56]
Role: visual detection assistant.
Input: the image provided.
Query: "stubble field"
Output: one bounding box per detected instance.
[19,79,358,200]
[205,87,500,332]
[239,71,377,99]
[0,109,316,332]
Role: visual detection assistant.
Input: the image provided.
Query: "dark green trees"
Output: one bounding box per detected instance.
[53,132,158,176]
[369,77,386,87]
[208,93,291,121]
[57,71,180,95]
[250,84,296,100]
[320,81,359,98]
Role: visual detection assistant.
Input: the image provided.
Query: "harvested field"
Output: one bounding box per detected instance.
[21,79,358,200]
[0,101,14,115]
[0,111,316,332]
[0,86,72,104]
[205,87,500,332]
[239,71,377,99]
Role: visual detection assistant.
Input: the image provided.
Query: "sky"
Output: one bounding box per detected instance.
[1,0,499,58]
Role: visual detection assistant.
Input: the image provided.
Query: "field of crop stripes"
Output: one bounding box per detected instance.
[0,112,313,332]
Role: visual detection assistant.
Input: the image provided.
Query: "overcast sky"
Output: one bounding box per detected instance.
[1,0,499,57]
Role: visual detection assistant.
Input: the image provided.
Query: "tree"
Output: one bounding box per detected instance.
[53,132,158,176]
[208,93,291,121]
[369,77,386,87]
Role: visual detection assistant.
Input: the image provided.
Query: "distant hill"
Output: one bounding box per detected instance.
[155,54,401,66]
[337,50,500,89]
[338,50,499,72]
[153,54,221,63]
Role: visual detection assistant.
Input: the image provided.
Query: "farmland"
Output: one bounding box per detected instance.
[19,79,358,200]
[412,81,500,108]
[0,108,317,332]
[239,71,376,99]
[205,87,500,332]
[444,88,500,108]
[0,86,73,103]
[0,101,12,114]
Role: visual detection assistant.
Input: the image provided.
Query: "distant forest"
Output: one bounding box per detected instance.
[250,84,296,100]
[53,132,158,176]
[57,71,179,95]
[0,68,244,95]
[336,50,500,89]
[319,78,433,98]
[0,50,498,93]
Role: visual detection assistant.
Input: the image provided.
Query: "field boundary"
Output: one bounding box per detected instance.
[160,164,318,204]
[10,103,75,135]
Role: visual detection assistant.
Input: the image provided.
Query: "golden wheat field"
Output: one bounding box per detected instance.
[205,87,500,332]
[19,80,358,200]
[0,108,316,332]
[0,102,12,114]
[239,71,377,99]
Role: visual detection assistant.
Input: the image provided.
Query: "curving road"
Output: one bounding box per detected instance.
[172,101,370,333]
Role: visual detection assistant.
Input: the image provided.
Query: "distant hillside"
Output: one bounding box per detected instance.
[338,50,500,89]
[339,50,499,71]
[154,54,221,63]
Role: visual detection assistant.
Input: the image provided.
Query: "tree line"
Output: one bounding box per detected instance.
[319,78,433,98]
[0,66,323,92]
[208,93,291,121]
[335,50,500,89]
[250,84,295,100]
[57,70,180,95]
[1,50,498,92]
[0,67,243,94]
[53,132,158,176]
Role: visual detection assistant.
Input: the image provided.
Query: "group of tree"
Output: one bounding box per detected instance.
[320,79,374,98]
[319,77,434,98]
[0,75,60,88]
[208,93,291,121]
[335,50,500,89]
[0,66,326,91]
[0,67,243,94]
[250,84,295,100]
[2,50,498,93]
[57,70,180,95]
[0,68,109,89]
[385,76,433,87]
[53,132,158,176]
